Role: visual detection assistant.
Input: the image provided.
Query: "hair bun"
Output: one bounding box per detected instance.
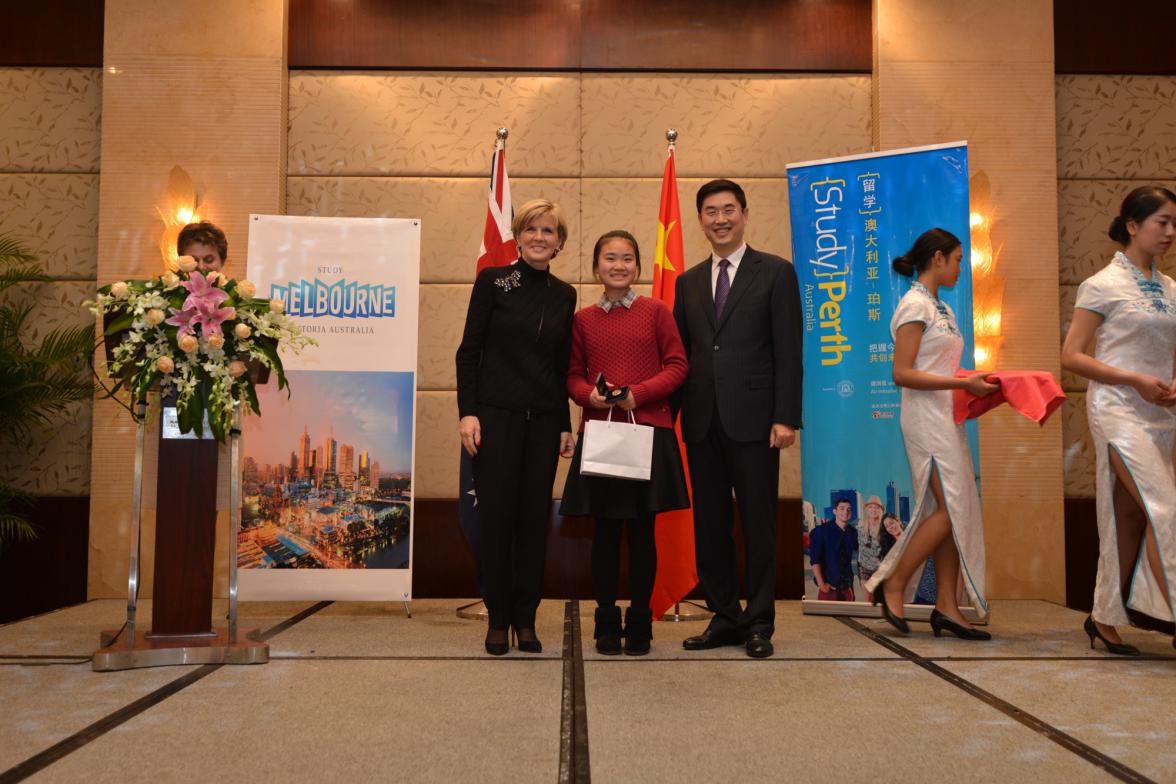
[1107,215,1129,245]
[892,255,915,277]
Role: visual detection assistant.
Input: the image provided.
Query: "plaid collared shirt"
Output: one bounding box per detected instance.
[597,289,638,313]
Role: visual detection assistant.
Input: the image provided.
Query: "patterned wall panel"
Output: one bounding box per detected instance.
[287,176,582,283]
[0,281,95,496]
[0,68,100,500]
[1056,76,1176,180]
[289,72,582,177]
[289,70,870,503]
[0,67,101,173]
[0,173,99,279]
[414,391,459,499]
[418,283,469,391]
[1061,393,1095,498]
[1058,178,1176,285]
[580,74,872,178]
[578,177,797,285]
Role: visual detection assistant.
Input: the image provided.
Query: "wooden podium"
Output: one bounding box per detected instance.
[93,398,269,671]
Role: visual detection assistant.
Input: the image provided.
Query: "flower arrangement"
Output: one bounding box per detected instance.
[87,256,315,441]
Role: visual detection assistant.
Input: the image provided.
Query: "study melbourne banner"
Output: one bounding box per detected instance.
[239,215,420,601]
[786,142,977,611]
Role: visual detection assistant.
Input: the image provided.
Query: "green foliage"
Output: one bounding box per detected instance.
[0,233,95,551]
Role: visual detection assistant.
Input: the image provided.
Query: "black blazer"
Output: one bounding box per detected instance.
[672,246,803,443]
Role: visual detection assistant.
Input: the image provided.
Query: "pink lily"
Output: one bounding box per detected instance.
[165,306,198,336]
[180,271,229,313]
[191,297,237,336]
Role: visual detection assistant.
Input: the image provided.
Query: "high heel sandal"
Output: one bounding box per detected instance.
[485,627,509,656]
[1083,615,1139,656]
[930,609,992,641]
[873,579,909,635]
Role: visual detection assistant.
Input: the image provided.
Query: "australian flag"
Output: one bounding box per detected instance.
[458,131,517,596]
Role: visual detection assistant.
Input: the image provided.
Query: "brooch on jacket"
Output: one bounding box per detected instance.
[494,269,523,293]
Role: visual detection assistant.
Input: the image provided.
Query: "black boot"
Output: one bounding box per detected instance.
[594,606,622,655]
[623,607,653,656]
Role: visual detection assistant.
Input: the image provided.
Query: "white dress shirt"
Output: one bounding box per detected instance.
[710,243,748,297]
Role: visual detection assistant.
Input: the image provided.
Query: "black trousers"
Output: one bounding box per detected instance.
[592,514,657,611]
[685,408,780,638]
[472,404,562,630]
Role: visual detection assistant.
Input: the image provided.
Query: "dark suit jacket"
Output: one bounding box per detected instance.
[672,246,803,443]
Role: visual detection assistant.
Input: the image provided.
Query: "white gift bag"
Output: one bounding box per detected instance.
[580,408,654,481]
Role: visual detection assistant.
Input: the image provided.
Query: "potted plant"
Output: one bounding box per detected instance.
[0,233,94,551]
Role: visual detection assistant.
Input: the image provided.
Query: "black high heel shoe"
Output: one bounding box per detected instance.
[930,609,992,641]
[485,627,509,656]
[873,579,909,635]
[514,626,543,654]
[1084,615,1139,656]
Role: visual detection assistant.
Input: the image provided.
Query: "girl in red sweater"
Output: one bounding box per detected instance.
[560,230,690,655]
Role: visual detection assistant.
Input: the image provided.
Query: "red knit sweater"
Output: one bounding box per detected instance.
[567,296,688,432]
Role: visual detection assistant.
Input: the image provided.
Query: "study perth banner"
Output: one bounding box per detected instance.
[786,142,979,613]
[239,215,420,601]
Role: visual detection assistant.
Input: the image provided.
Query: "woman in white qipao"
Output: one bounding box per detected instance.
[1062,186,1176,655]
[866,228,999,640]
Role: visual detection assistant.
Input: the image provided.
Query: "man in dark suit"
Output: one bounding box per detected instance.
[673,179,802,658]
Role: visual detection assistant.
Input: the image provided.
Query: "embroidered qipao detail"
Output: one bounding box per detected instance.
[911,281,961,337]
[1113,252,1176,316]
[494,269,523,293]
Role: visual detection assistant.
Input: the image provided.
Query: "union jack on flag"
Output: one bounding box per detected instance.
[476,134,518,273]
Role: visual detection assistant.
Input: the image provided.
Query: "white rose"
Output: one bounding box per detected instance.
[110,281,129,298]
[269,298,285,314]
[228,360,248,378]
[176,256,198,273]
[145,308,166,326]
[234,323,252,339]
[207,333,225,350]
[160,271,180,288]
[237,280,257,299]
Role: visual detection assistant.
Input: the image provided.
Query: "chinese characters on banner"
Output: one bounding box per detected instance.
[786,143,978,611]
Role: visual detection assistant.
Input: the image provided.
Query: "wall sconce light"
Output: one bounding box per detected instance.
[156,166,202,272]
[969,171,1004,370]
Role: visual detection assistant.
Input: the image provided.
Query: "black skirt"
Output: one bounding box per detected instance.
[559,425,690,519]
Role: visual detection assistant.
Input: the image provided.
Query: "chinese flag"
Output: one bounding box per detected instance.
[649,145,698,619]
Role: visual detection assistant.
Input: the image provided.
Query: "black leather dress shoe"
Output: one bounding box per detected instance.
[745,632,773,658]
[682,628,742,650]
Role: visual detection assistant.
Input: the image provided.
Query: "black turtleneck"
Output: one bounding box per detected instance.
[456,260,576,430]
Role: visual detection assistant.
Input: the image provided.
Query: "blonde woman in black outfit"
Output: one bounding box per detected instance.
[456,199,577,656]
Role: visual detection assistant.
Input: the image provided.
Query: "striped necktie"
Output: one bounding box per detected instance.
[714,258,731,319]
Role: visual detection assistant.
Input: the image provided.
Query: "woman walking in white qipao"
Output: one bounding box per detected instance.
[866,229,999,640]
[1062,186,1176,655]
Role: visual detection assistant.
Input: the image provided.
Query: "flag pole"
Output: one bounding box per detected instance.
[456,126,512,623]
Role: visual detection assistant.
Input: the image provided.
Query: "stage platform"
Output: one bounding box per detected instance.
[1,599,1173,783]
